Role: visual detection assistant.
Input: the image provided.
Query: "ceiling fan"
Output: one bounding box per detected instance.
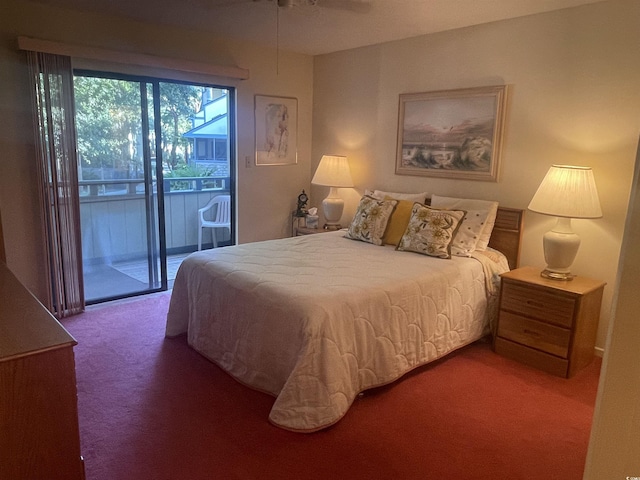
[208,0,373,71]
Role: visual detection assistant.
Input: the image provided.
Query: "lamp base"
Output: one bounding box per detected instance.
[321,187,345,227]
[541,217,580,282]
[540,269,575,281]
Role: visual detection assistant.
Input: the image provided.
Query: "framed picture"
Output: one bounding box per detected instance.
[254,95,298,166]
[395,85,508,181]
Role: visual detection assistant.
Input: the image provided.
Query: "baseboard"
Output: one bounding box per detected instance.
[594,346,605,358]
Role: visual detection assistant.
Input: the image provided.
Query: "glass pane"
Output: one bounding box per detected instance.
[75,75,162,302]
[160,84,233,261]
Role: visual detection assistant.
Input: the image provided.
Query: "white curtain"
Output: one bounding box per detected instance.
[27,51,84,317]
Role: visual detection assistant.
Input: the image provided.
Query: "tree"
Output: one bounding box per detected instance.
[73,77,201,178]
[74,76,141,176]
[158,83,200,170]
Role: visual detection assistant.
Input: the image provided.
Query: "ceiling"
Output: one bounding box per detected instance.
[33,0,604,55]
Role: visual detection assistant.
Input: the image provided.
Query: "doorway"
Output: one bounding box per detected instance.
[74,72,235,303]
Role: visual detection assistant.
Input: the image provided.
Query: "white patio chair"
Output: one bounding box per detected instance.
[198,194,231,250]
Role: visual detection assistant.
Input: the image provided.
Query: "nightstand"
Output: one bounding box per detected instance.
[292,213,330,236]
[493,266,605,378]
[294,226,327,236]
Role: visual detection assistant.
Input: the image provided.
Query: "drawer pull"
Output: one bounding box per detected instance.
[523,329,541,337]
[525,299,545,308]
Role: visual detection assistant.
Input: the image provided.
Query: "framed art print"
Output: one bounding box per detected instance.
[396,85,507,181]
[254,94,298,166]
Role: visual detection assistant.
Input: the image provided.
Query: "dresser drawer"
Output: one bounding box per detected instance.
[497,311,570,358]
[501,282,576,328]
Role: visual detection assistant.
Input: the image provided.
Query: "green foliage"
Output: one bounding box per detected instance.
[74,76,202,174]
[74,76,141,170]
[165,165,207,178]
[164,164,226,192]
[165,164,226,178]
[159,83,200,170]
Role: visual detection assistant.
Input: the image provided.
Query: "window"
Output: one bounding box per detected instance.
[74,72,236,303]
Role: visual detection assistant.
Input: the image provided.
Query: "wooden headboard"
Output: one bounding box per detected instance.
[488,207,524,270]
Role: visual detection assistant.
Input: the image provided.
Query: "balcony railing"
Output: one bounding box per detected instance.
[79,176,231,265]
[79,176,230,199]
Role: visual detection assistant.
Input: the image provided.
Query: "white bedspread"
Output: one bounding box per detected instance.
[165,231,509,432]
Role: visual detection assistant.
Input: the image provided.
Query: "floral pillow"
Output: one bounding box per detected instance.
[345,195,398,246]
[396,204,466,259]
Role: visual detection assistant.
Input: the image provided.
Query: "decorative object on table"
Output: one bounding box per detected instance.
[306,207,319,229]
[311,154,354,230]
[528,164,602,280]
[254,95,298,166]
[295,190,308,217]
[395,85,508,182]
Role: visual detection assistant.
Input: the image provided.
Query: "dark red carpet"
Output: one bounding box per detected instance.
[62,293,600,480]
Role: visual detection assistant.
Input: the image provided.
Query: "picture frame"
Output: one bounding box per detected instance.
[254,94,298,166]
[395,85,507,181]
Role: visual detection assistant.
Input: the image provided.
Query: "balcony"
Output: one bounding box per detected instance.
[80,175,231,302]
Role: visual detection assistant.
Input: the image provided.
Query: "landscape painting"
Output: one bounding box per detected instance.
[395,86,507,181]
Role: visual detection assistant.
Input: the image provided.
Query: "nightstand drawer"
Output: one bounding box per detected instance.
[497,311,570,358]
[494,337,569,377]
[501,282,576,328]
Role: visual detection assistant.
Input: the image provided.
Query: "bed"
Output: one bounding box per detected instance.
[166,195,524,432]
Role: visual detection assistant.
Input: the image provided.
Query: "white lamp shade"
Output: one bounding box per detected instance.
[528,164,602,280]
[528,165,602,219]
[311,155,354,188]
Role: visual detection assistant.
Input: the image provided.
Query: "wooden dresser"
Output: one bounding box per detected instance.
[493,266,605,378]
[0,262,85,479]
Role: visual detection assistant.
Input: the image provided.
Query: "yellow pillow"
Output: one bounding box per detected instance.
[382,198,415,245]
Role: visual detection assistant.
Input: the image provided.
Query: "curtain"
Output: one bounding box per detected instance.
[27,51,84,317]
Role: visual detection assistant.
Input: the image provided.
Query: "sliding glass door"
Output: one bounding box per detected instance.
[74,73,234,303]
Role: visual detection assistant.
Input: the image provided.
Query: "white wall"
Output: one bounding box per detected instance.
[584,137,640,480]
[312,0,640,351]
[0,0,314,299]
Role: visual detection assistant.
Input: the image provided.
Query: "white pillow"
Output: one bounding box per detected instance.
[430,195,499,252]
[364,189,429,203]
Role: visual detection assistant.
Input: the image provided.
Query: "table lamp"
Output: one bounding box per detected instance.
[528,164,602,280]
[311,155,354,230]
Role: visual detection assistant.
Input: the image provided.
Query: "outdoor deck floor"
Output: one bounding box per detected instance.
[83,252,190,303]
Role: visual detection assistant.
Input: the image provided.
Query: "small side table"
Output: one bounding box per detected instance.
[292,212,327,236]
[493,266,605,378]
[294,226,327,236]
[292,213,336,236]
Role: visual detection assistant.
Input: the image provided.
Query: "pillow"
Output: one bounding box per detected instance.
[364,189,429,204]
[430,195,499,251]
[381,198,414,246]
[396,204,466,259]
[345,195,398,246]
[447,208,491,257]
